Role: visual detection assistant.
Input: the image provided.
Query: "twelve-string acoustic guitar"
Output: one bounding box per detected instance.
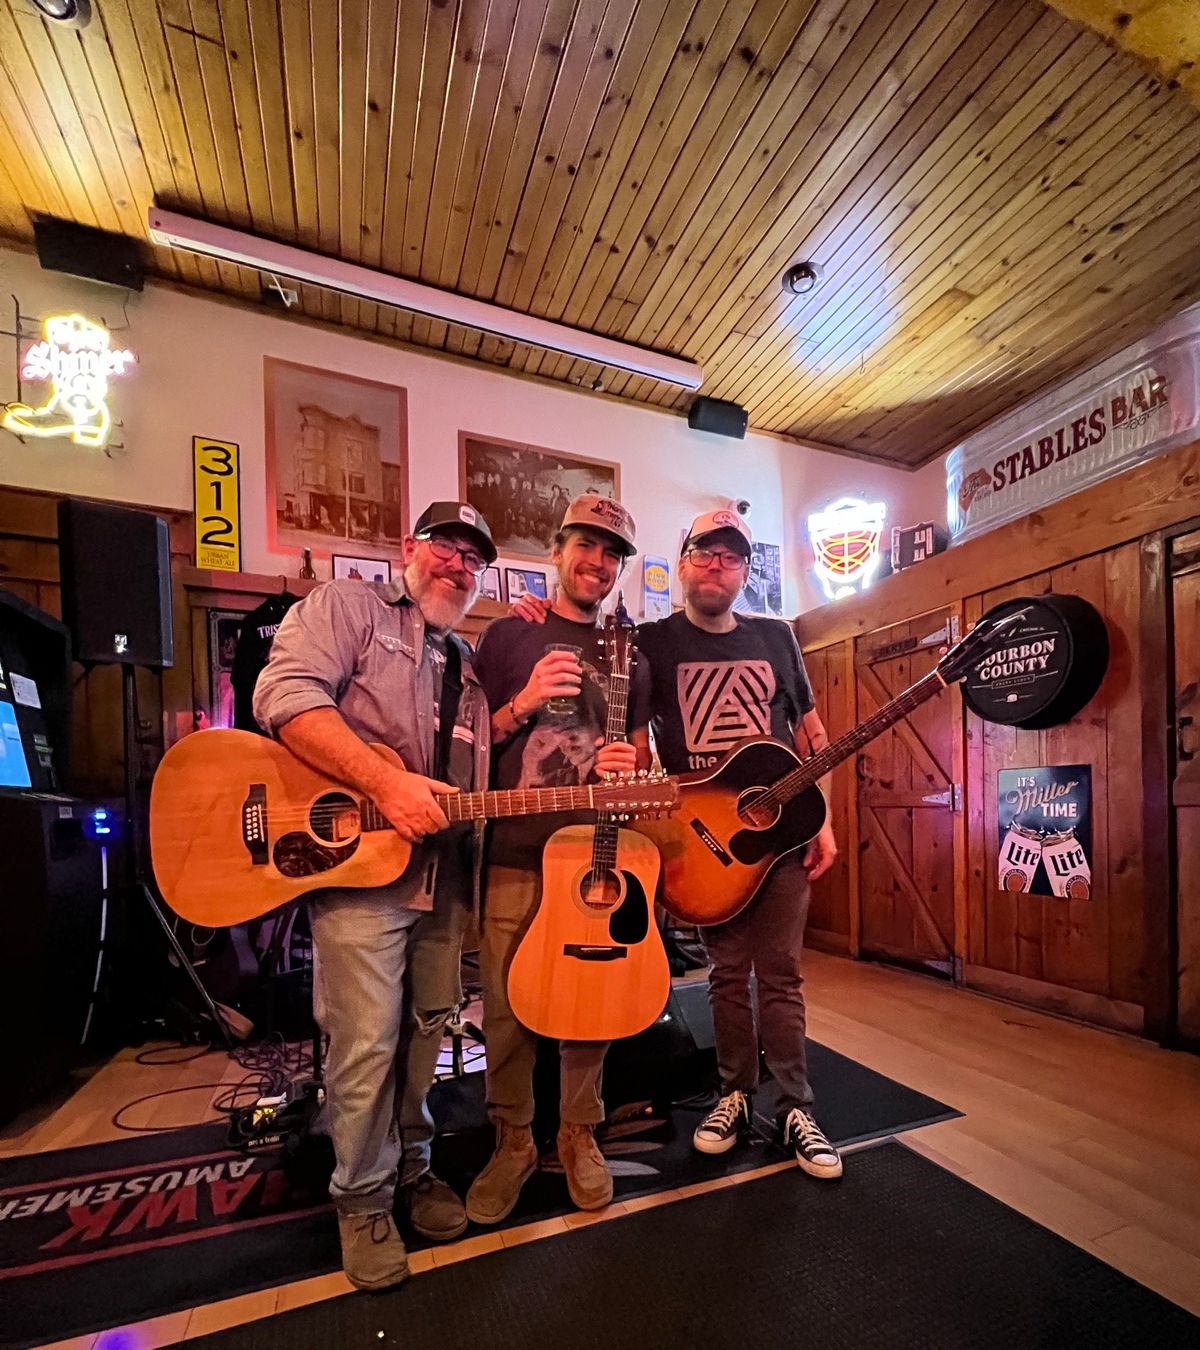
[630,609,1022,928]
[150,727,676,928]
[507,616,669,1042]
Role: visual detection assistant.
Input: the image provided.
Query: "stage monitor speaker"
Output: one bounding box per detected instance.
[57,499,174,667]
[687,396,748,440]
[34,217,144,291]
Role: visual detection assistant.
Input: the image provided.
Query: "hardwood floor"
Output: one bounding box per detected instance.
[8,950,1200,1349]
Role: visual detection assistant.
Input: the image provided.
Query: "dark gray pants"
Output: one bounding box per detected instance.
[701,854,813,1116]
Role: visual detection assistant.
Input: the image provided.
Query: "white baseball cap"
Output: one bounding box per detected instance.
[682,508,752,557]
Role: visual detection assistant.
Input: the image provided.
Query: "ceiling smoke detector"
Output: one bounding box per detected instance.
[782,261,824,296]
[29,0,92,27]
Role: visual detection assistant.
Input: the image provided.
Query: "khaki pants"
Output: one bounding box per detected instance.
[480,863,607,1127]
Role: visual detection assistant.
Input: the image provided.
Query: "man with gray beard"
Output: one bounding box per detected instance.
[254,502,496,1291]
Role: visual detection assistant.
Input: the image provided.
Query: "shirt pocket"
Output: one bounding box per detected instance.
[374,631,414,657]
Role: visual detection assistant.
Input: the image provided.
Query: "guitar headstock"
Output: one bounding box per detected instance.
[603,610,637,680]
[593,769,677,818]
[937,607,1028,685]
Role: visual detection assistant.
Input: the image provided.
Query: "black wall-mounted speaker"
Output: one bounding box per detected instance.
[34,217,144,292]
[687,396,748,439]
[57,499,174,668]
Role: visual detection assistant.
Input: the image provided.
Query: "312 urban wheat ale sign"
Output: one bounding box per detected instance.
[997,765,1093,900]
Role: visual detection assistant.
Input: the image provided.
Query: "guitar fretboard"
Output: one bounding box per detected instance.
[757,669,946,809]
[591,652,631,877]
[359,785,599,832]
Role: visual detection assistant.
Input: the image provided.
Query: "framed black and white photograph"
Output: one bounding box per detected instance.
[478,565,503,601]
[332,553,392,583]
[265,358,408,559]
[460,431,620,561]
[505,566,549,601]
[735,541,784,617]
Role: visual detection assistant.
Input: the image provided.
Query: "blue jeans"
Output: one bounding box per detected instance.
[310,882,470,1215]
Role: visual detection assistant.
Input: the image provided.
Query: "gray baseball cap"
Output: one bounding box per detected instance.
[413,501,497,563]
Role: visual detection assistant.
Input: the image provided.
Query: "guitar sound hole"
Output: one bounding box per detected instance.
[736,786,781,830]
[580,868,621,912]
[311,792,361,844]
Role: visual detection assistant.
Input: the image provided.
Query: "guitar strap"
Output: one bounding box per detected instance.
[434,638,463,783]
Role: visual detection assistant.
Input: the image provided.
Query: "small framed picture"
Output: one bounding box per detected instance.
[332,553,392,583]
[478,565,503,601]
[505,567,548,601]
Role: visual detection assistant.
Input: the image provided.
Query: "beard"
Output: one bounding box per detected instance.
[683,577,738,617]
[405,560,474,631]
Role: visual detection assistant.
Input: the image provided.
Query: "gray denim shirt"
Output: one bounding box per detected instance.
[252,577,490,912]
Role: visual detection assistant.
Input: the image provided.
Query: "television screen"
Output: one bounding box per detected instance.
[0,700,31,789]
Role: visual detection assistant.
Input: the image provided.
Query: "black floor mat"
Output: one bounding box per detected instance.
[181,1141,1198,1350]
[0,1045,956,1349]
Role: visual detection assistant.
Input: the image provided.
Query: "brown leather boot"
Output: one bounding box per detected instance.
[465,1121,539,1225]
[335,1211,409,1291]
[557,1122,613,1211]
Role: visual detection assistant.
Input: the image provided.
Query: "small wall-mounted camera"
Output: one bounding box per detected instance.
[731,498,752,518]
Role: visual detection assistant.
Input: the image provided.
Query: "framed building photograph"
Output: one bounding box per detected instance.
[460,432,620,561]
[478,565,503,601]
[332,554,392,583]
[505,566,549,601]
[265,358,408,558]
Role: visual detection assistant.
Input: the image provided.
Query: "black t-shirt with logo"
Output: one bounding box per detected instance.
[473,611,649,867]
[632,611,815,774]
[231,592,299,733]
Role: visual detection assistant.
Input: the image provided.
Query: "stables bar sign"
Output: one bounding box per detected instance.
[947,303,1200,542]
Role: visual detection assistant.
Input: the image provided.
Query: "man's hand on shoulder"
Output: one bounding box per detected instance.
[510,594,552,625]
[373,769,458,842]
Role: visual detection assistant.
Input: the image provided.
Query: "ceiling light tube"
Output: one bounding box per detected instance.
[147,207,703,389]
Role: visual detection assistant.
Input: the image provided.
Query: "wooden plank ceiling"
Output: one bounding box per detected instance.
[1,0,1199,467]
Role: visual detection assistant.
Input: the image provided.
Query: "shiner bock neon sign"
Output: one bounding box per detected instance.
[2,313,135,449]
[808,497,887,601]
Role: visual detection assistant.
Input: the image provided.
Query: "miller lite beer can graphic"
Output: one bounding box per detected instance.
[997,822,1042,892]
[1041,827,1092,900]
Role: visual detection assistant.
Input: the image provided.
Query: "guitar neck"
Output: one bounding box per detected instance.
[359,784,602,832]
[591,666,630,871]
[772,669,947,804]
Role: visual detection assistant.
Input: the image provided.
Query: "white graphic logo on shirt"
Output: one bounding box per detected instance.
[677,660,774,753]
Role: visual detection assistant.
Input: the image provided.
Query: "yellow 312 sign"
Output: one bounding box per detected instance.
[193,436,241,571]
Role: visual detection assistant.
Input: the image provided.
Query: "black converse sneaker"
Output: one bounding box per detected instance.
[693,1090,752,1155]
[781,1107,843,1179]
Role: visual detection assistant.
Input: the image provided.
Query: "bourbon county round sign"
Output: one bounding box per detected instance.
[961,594,1109,729]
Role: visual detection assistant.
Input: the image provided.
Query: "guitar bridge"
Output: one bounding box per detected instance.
[563,943,627,962]
[242,784,268,865]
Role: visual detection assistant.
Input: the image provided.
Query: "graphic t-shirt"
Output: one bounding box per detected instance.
[473,611,650,868]
[231,592,299,733]
[632,611,814,774]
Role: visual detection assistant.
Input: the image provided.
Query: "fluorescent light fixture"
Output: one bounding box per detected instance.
[148,208,703,389]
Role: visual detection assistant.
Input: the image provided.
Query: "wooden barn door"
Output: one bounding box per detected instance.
[855,610,961,976]
[1172,527,1200,1044]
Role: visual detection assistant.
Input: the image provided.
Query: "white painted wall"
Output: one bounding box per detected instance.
[0,244,943,615]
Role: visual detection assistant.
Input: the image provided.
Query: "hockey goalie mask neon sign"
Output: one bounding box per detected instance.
[808,497,886,600]
[2,313,135,450]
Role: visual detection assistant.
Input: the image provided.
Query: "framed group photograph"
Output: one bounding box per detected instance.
[460,432,620,561]
[332,554,392,583]
[265,358,408,558]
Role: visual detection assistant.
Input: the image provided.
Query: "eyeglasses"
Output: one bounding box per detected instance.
[684,546,747,571]
[420,534,488,575]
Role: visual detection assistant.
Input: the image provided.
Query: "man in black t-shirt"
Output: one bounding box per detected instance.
[468,494,647,1224]
[632,509,843,1181]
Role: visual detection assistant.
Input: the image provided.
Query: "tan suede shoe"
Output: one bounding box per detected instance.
[465,1121,539,1225]
[336,1211,409,1291]
[557,1122,614,1211]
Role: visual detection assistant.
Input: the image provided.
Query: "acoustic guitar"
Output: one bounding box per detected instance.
[507,617,670,1042]
[630,609,1021,927]
[149,729,676,928]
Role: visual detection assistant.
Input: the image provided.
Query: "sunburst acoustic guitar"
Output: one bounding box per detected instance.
[630,610,1021,927]
[507,616,670,1042]
[150,728,676,928]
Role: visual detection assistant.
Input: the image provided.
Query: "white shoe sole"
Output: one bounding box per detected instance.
[693,1131,742,1155]
[795,1155,844,1179]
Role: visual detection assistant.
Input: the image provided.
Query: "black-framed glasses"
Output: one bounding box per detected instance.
[420,534,488,575]
[684,546,747,570]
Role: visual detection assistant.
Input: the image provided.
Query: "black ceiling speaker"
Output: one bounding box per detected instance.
[961,595,1109,729]
[34,218,143,291]
[687,396,748,439]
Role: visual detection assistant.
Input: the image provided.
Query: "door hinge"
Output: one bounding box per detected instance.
[920,784,963,810]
